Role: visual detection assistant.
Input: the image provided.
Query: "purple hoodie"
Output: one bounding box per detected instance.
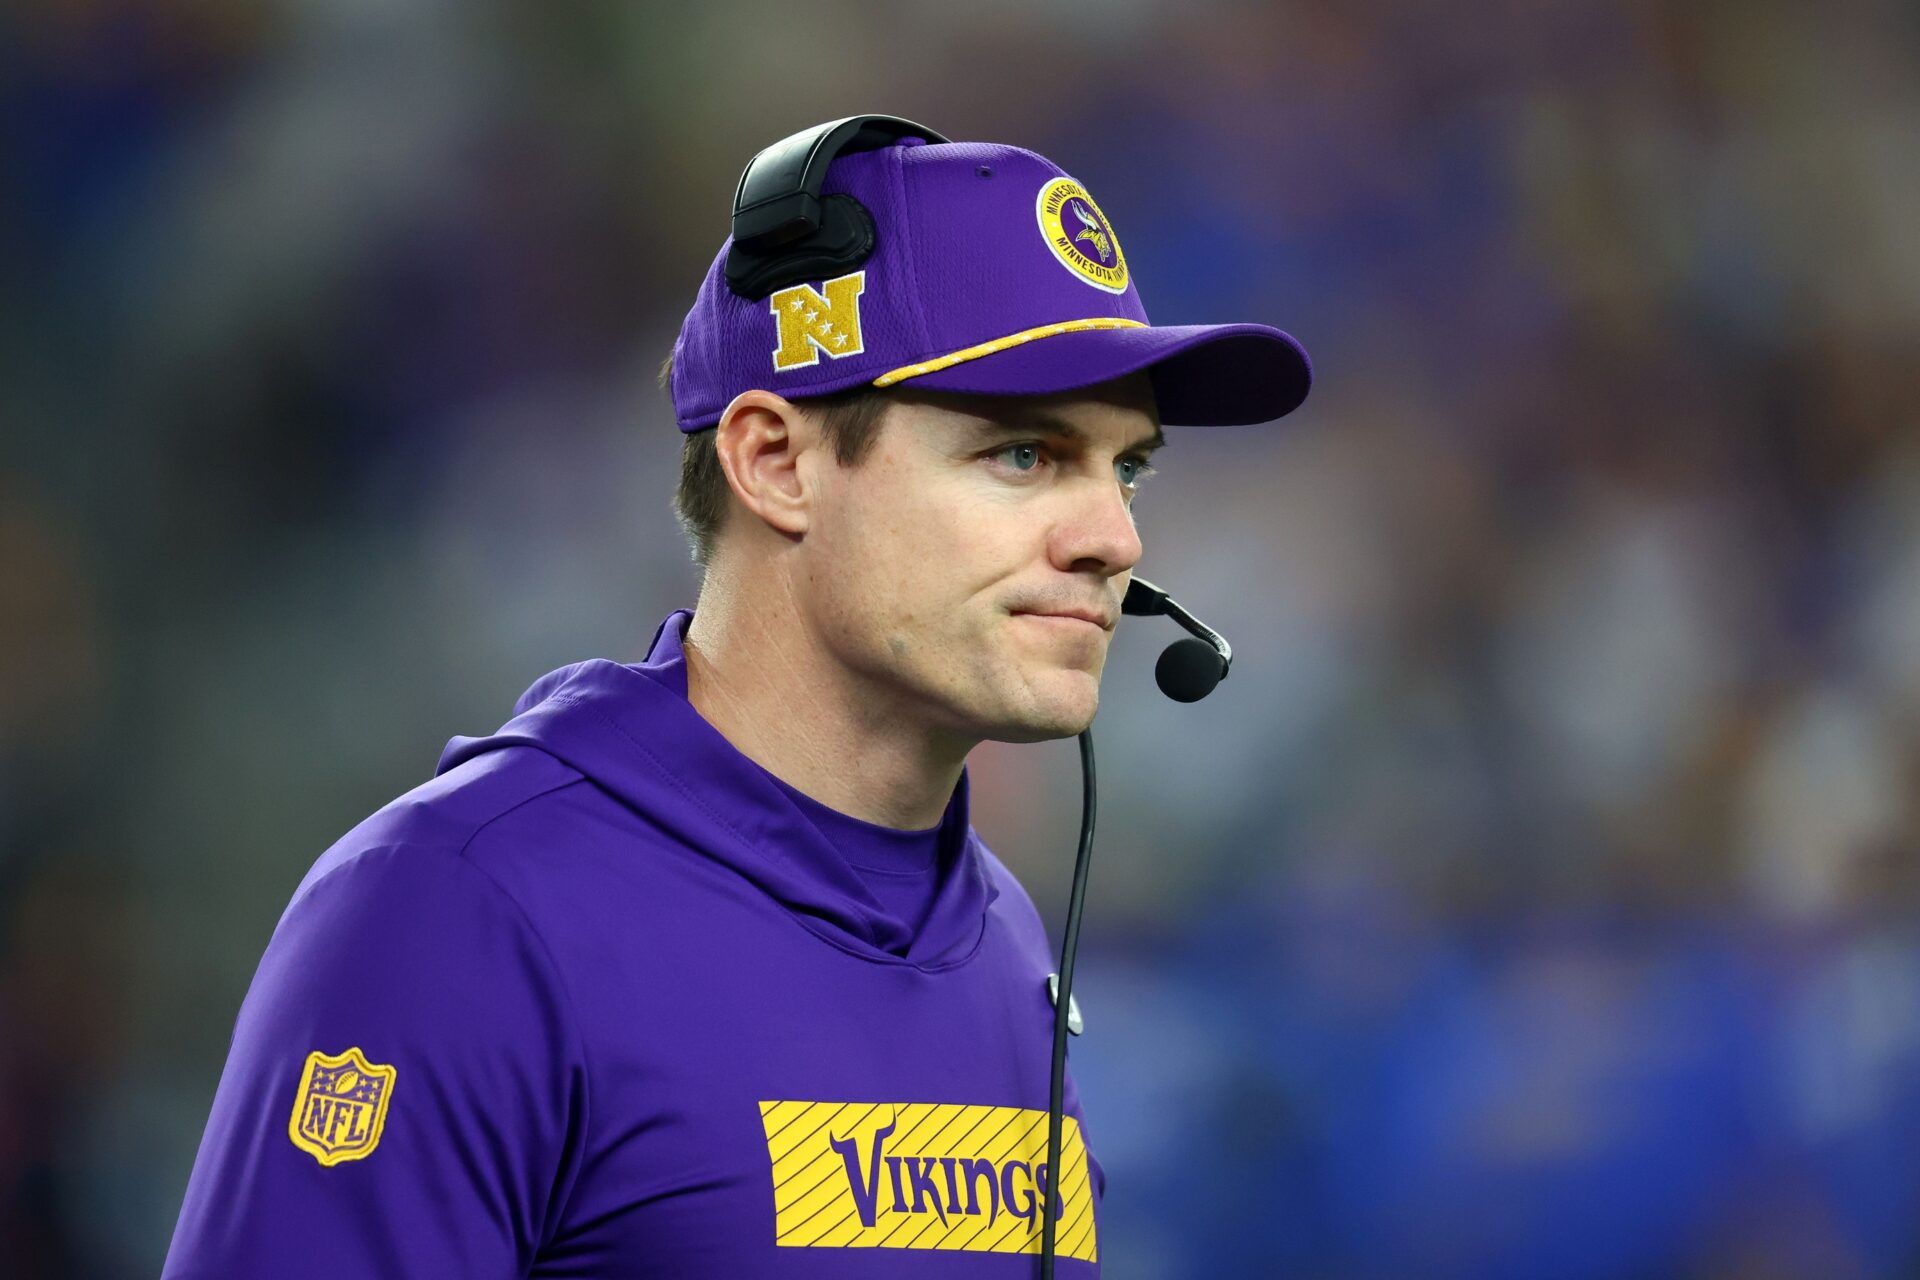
[163,608,1104,1277]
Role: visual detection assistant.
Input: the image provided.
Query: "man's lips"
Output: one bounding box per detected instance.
[1012,606,1117,632]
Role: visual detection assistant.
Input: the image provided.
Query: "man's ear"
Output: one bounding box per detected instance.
[712,390,817,540]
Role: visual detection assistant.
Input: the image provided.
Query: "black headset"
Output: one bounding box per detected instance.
[725,114,950,300]
[726,116,1236,1277]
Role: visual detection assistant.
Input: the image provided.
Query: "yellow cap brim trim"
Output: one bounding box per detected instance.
[871,317,1148,388]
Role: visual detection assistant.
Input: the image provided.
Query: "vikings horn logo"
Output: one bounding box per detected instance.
[1035,178,1128,294]
[1071,202,1112,263]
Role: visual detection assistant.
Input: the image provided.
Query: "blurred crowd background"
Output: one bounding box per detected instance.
[5,0,1920,1275]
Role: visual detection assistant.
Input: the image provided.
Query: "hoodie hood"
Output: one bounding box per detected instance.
[434,609,998,969]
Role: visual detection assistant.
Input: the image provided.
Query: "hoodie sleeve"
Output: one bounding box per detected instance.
[161,844,588,1279]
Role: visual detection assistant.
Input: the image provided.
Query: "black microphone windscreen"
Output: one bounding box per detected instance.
[1155,638,1224,703]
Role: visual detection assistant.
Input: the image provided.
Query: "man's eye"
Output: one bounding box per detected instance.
[995,443,1043,472]
[1117,457,1157,487]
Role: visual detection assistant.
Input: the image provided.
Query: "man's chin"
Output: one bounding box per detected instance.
[980,673,1102,743]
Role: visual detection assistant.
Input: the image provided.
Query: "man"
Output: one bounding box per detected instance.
[162,118,1308,1277]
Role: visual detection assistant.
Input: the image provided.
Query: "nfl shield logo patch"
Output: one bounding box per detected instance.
[287,1046,397,1167]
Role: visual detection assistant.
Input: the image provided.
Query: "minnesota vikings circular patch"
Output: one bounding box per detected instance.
[1036,177,1128,294]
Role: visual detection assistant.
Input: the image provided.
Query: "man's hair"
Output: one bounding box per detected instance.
[660,354,894,568]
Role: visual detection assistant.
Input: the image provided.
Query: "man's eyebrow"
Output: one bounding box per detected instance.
[963,412,1167,455]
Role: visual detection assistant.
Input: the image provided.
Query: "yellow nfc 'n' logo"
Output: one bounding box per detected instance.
[769,271,867,371]
[759,1099,1098,1262]
[288,1047,397,1167]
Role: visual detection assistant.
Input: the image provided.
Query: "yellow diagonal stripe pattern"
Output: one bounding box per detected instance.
[758,1099,1098,1261]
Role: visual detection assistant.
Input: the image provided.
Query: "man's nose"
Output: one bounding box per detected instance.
[1051,473,1144,577]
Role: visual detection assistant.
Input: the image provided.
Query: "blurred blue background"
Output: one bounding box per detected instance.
[5,1,1920,1276]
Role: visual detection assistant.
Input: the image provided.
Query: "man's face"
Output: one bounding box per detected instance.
[798,371,1161,744]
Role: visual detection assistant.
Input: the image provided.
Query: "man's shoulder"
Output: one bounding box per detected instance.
[293,745,586,905]
[970,833,1053,950]
[972,838,1028,898]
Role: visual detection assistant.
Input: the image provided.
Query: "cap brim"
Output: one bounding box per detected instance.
[886,322,1312,426]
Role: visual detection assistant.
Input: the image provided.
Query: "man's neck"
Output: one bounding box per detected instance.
[680,568,971,831]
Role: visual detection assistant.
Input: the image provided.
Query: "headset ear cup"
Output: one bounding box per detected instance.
[723,115,948,300]
[729,114,949,246]
[724,196,877,301]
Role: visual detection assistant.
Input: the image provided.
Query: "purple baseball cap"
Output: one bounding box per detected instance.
[669,134,1311,432]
